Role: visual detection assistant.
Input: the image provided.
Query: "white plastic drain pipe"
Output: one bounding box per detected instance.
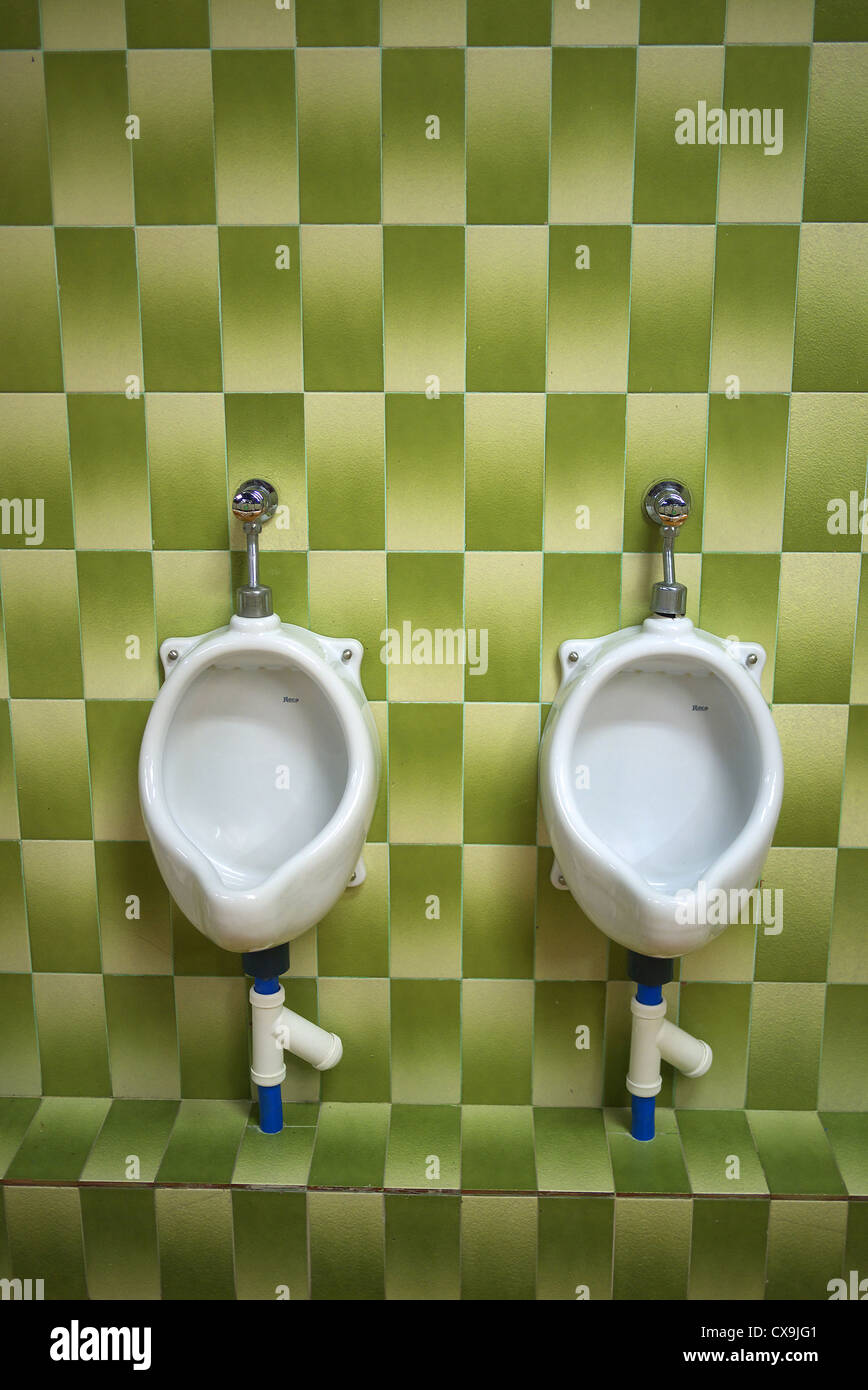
[250,983,343,1092]
[626,995,712,1101]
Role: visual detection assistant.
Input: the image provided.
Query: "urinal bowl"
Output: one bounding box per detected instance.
[139,613,380,955]
[540,617,784,959]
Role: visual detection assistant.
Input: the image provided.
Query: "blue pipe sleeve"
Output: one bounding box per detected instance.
[254,976,283,1133]
[631,1094,656,1142]
[631,981,664,1140]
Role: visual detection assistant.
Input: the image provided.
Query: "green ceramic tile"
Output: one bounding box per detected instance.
[840,706,868,847]
[308,1102,390,1189]
[462,980,533,1105]
[0,974,41,1094]
[0,230,62,390]
[772,704,848,847]
[754,848,836,983]
[726,0,814,42]
[317,978,391,1103]
[464,552,541,702]
[297,49,379,223]
[68,395,151,551]
[210,0,296,47]
[628,226,715,393]
[821,1113,868,1196]
[225,393,306,552]
[308,1191,384,1300]
[147,396,227,551]
[80,1099,178,1183]
[232,1189,309,1301]
[467,0,550,45]
[766,1199,848,1300]
[42,0,126,49]
[308,549,386,701]
[543,397,626,554]
[388,702,462,845]
[784,394,868,553]
[302,228,383,389]
[316,844,387,978]
[698,553,780,701]
[389,845,461,979]
[156,1100,248,1183]
[538,1194,614,1300]
[612,1196,692,1300]
[534,982,606,1108]
[0,394,73,549]
[703,396,789,551]
[175,978,249,1099]
[232,1120,316,1187]
[105,976,180,1100]
[466,396,543,552]
[172,906,239,979]
[1,550,82,698]
[385,1192,461,1300]
[4,1186,88,1300]
[466,226,548,392]
[219,228,302,392]
[86,700,150,841]
[296,0,378,45]
[386,396,464,552]
[534,1108,613,1193]
[384,1104,461,1190]
[641,0,725,42]
[793,224,867,392]
[11,699,92,841]
[462,1106,536,1190]
[463,702,539,845]
[384,227,465,392]
[829,851,868,983]
[5,1096,109,1181]
[382,0,466,46]
[461,1195,537,1300]
[55,228,141,393]
[0,53,51,224]
[77,551,157,699]
[548,228,631,393]
[94,841,172,977]
[820,985,868,1110]
[0,0,40,47]
[125,0,210,46]
[677,1110,768,1194]
[814,0,868,41]
[541,553,622,702]
[33,974,111,1097]
[710,227,800,394]
[550,47,636,223]
[385,551,464,703]
[129,51,215,224]
[391,980,461,1104]
[156,1188,235,1300]
[633,47,723,224]
[137,228,222,392]
[535,848,609,983]
[381,49,465,224]
[462,844,534,980]
[608,1121,690,1196]
[44,52,133,226]
[0,846,28,971]
[718,47,810,224]
[467,48,549,224]
[552,0,639,45]
[747,982,825,1110]
[688,1198,769,1300]
[748,1110,846,1196]
[0,1096,40,1177]
[213,51,298,224]
[81,1187,160,1300]
[23,840,99,974]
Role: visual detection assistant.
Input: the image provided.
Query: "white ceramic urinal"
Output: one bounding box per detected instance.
[539,481,783,1138]
[139,480,380,1132]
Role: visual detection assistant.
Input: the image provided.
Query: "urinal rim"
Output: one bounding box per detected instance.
[543,625,784,913]
[139,621,379,902]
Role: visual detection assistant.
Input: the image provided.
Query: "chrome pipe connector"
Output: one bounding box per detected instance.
[643,479,691,618]
[231,479,278,619]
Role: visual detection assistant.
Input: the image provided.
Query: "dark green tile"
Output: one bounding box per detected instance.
[80,1099,179,1184]
[747,1110,847,1196]
[677,1110,768,1195]
[385,1193,461,1300]
[125,0,209,46]
[0,0,40,48]
[688,1198,769,1301]
[5,1096,110,1182]
[384,1103,461,1191]
[308,1102,390,1189]
[468,0,550,44]
[308,1191,384,1299]
[80,1187,160,1300]
[156,1099,249,1184]
[608,1117,691,1196]
[156,1188,235,1300]
[534,1107,613,1193]
[295,0,379,45]
[232,1189,309,1301]
[640,0,725,43]
[461,1105,536,1192]
[538,1195,614,1301]
[821,1113,868,1196]
[232,1119,316,1188]
[0,1096,40,1178]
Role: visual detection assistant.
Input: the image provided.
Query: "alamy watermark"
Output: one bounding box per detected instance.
[674,880,783,934]
[0,497,44,545]
[380,622,489,676]
[675,101,783,157]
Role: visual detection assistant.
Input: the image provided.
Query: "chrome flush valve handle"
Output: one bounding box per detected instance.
[231,478,279,619]
[643,479,692,618]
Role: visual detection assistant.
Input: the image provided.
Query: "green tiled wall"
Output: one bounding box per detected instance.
[0,0,866,1299]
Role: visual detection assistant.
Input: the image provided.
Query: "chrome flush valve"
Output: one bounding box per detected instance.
[643,479,691,618]
[232,479,279,619]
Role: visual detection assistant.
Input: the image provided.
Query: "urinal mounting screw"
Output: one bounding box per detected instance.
[558,874,566,886]
[568,651,579,664]
[746,652,758,666]
[341,649,353,663]
[167,650,178,661]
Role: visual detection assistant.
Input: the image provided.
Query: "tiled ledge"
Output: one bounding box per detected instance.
[1,1098,866,1197]
[1,1101,866,1300]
